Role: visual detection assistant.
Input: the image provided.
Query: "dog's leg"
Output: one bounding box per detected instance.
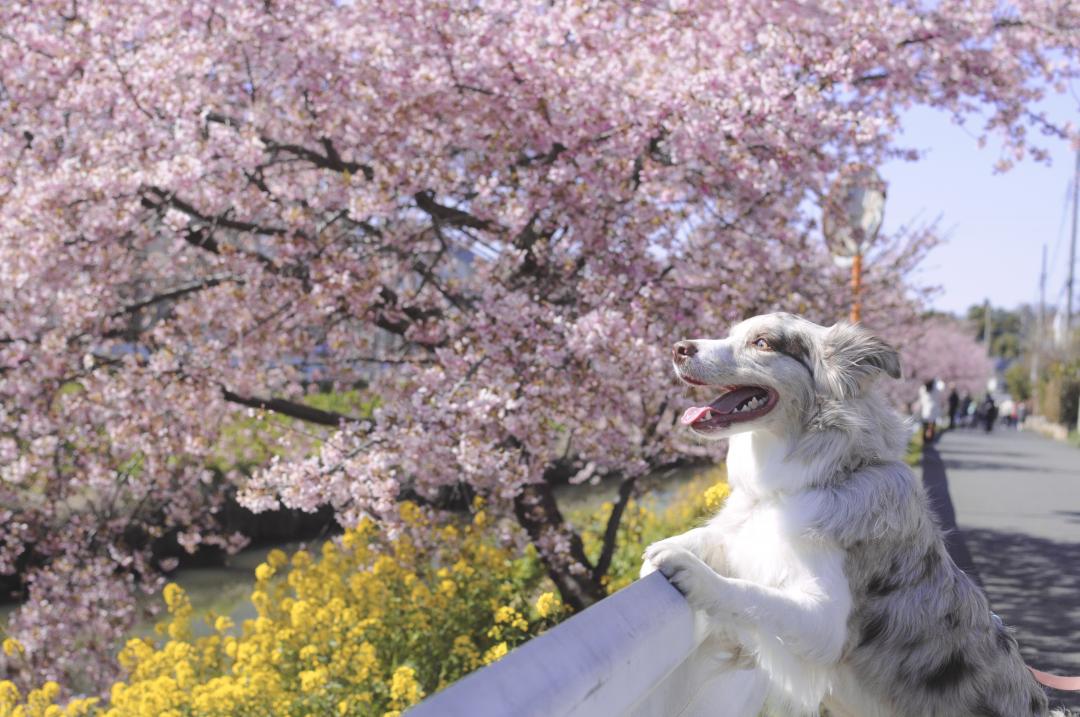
[644,543,849,665]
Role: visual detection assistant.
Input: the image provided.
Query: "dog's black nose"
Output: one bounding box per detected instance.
[673,341,697,364]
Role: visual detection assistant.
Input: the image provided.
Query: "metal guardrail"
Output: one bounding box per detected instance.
[404,572,708,717]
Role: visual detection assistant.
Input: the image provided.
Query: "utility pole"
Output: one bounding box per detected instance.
[1071,148,1080,433]
[1031,244,1046,394]
[1067,148,1079,334]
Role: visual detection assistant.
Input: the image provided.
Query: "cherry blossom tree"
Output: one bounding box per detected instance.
[0,0,1076,689]
[889,315,997,405]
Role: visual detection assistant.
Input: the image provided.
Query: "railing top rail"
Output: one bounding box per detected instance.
[405,572,701,717]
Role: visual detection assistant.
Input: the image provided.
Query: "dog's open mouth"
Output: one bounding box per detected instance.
[680,385,778,432]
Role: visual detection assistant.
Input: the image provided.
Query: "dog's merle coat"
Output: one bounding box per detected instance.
[642,313,1065,717]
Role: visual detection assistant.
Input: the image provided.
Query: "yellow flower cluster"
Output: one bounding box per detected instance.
[1,469,728,717]
[0,679,97,717]
[703,481,732,513]
[2,501,563,717]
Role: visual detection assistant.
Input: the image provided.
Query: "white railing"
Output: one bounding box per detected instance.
[404,572,712,717]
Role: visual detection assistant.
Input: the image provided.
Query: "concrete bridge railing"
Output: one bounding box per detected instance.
[404,572,714,717]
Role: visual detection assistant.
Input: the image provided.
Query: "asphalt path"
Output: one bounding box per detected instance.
[926,428,1080,711]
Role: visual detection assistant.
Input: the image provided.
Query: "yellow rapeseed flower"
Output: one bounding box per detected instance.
[299,667,328,692]
[389,665,423,706]
[482,642,508,665]
[162,583,185,611]
[0,680,21,708]
[398,501,422,525]
[535,591,559,618]
[254,562,274,581]
[290,600,312,629]
[2,637,23,658]
[704,482,731,511]
[267,548,288,568]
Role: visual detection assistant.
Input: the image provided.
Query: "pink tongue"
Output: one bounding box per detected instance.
[681,406,714,425]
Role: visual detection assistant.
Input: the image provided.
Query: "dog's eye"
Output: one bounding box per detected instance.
[752,337,773,351]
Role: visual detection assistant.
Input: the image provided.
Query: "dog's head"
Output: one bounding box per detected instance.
[672,312,901,439]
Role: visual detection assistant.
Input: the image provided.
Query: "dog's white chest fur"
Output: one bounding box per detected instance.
[706,431,854,711]
[721,432,823,580]
[721,500,804,587]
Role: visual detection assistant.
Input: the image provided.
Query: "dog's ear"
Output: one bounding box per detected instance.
[816,323,901,398]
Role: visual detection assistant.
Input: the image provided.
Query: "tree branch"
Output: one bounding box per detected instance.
[140,191,310,285]
[370,285,447,347]
[221,388,357,426]
[144,187,287,236]
[513,481,605,612]
[204,112,375,180]
[592,474,638,582]
[855,18,1030,85]
[113,274,241,316]
[414,190,495,230]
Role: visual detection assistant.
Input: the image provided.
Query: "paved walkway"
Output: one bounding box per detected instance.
[928,428,1080,710]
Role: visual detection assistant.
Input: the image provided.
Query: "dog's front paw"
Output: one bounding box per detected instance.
[643,542,717,612]
[640,536,686,579]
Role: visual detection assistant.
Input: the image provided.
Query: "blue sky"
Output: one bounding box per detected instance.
[879,89,1078,317]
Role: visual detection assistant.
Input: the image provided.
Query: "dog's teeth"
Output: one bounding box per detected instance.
[736,396,765,413]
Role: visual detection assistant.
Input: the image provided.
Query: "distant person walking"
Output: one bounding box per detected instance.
[919,379,941,443]
[979,393,998,433]
[947,386,960,429]
[999,397,1015,429]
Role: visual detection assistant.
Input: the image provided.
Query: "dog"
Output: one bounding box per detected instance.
[641,313,1063,717]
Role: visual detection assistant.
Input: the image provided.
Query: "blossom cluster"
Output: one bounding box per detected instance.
[887,316,996,405]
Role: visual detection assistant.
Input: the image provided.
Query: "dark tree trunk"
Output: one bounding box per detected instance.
[513,482,607,612]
